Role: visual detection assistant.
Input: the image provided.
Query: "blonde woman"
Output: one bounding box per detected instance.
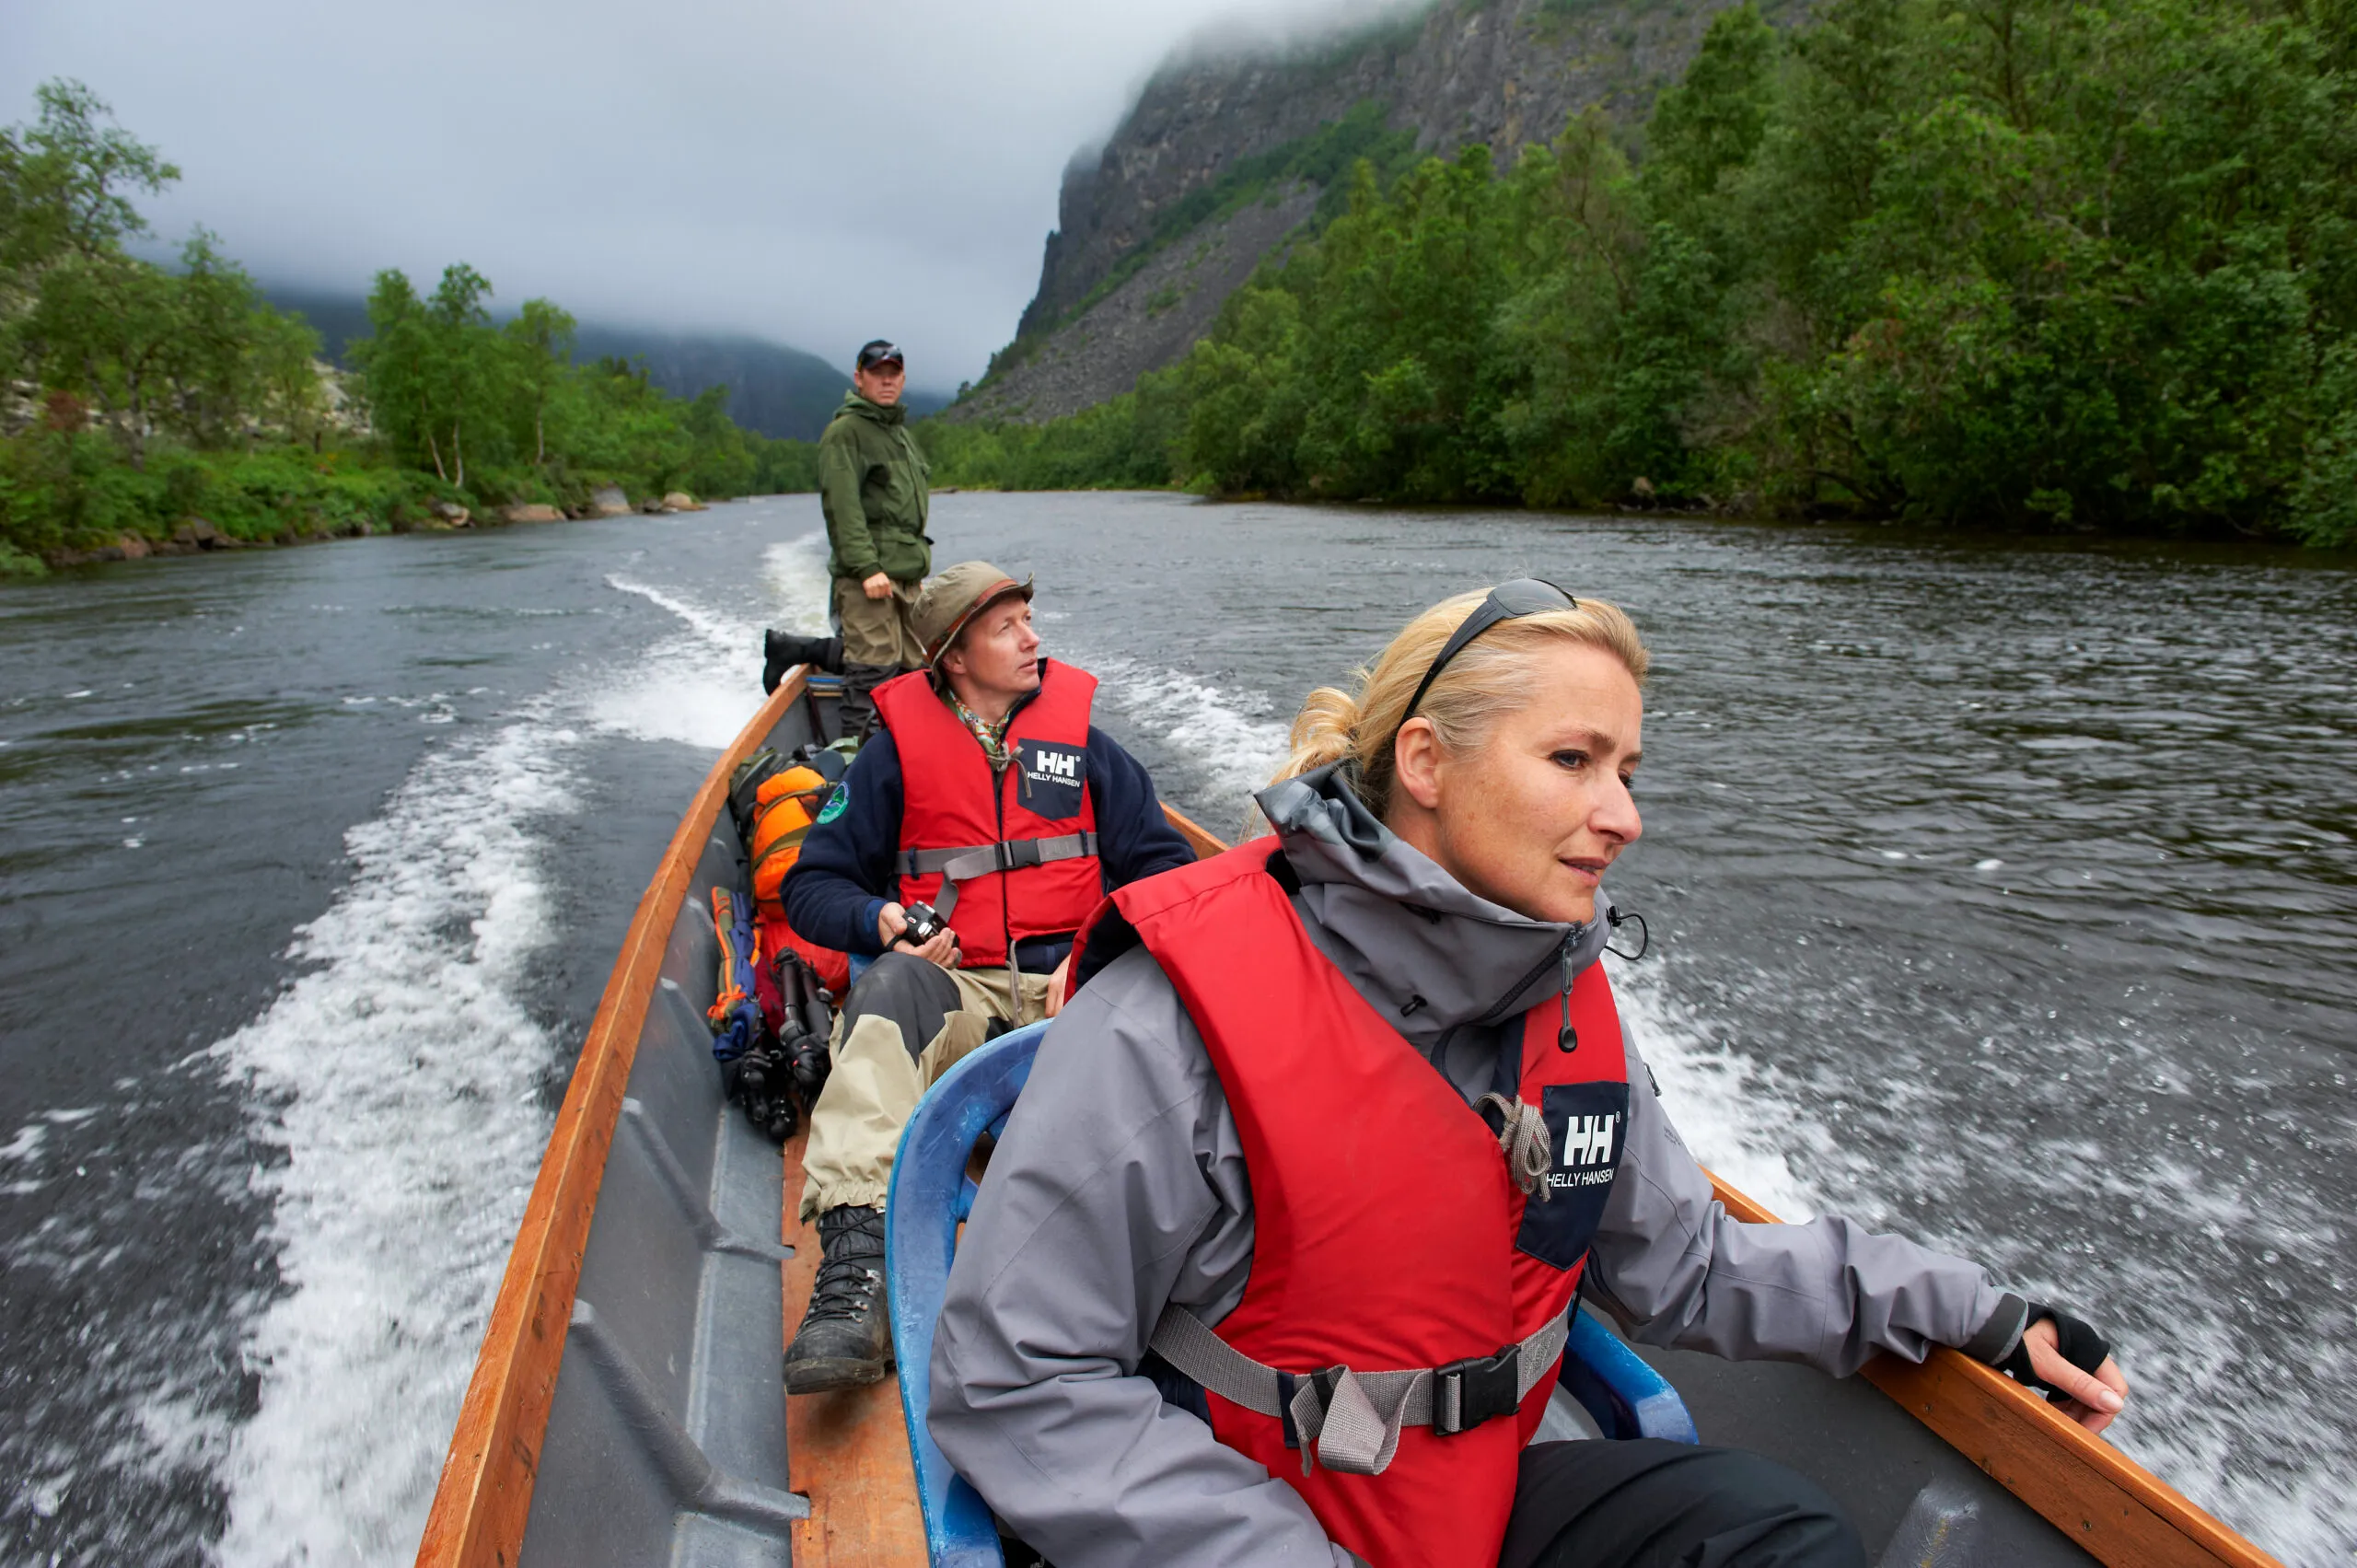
[929,582,2127,1568]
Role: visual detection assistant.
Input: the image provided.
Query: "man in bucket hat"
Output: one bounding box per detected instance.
[762,338,930,738]
[775,562,1196,1392]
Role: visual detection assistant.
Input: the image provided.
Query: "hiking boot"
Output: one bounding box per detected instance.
[762,629,842,693]
[784,1204,892,1393]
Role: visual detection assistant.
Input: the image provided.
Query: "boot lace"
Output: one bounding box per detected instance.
[805,1208,887,1325]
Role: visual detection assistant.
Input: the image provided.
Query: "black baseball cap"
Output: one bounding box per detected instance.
[856,340,905,371]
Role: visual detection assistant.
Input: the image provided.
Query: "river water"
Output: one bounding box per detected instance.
[0,494,2351,1565]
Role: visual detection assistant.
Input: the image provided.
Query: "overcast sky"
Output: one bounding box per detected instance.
[0,0,1392,388]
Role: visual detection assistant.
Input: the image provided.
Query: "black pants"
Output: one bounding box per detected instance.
[1499,1441,1865,1568]
[837,951,963,1064]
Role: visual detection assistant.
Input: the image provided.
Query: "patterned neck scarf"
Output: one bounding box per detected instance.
[946,687,1015,769]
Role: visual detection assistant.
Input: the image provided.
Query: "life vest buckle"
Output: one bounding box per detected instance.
[1431,1345,1521,1436]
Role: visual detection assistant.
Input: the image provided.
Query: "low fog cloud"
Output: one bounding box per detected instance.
[0,0,1408,387]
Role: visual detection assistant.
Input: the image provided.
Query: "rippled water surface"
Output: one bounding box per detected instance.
[2,494,2351,1564]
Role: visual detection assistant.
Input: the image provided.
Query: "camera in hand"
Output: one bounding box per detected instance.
[900,901,948,947]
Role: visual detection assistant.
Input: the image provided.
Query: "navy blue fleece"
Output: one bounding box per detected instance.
[781,723,1196,966]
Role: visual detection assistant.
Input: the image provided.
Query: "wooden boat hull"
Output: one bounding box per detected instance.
[418,672,826,1568]
[419,674,2279,1568]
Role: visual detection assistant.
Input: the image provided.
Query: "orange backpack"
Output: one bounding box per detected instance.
[749,764,832,915]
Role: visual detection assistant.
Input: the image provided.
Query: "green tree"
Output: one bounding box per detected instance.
[420,262,499,487]
[0,79,179,274]
[503,297,575,467]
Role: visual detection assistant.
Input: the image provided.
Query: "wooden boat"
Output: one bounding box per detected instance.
[414,667,2282,1568]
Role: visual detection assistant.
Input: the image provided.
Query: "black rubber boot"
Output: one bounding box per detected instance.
[762,630,842,694]
[784,1204,892,1393]
[839,661,897,742]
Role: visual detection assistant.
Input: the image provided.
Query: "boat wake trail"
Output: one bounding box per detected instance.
[1605,959,1821,1221]
[598,572,764,750]
[203,535,830,1565]
[1081,654,1292,840]
[209,711,579,1566]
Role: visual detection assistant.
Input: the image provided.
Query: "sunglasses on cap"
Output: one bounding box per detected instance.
[857,342,905,371]
[1401,578,1579,721]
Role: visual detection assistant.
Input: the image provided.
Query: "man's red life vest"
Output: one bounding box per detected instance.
[873,659,1102,970]
[1106,843,1631,1568]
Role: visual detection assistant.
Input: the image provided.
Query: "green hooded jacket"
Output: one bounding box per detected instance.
[817,393,932,584]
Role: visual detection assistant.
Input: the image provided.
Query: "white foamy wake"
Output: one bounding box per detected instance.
[591,535,833,750]
[1083,655,1294,837]
[598,573,766,749]
[761,535,835,639]
[1603,958,1821,1220]
[209,710,578,1566]
[203,534,833,1566]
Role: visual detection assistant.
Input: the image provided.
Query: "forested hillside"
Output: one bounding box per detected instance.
[0,83,821,576]
[928,0,2357,545]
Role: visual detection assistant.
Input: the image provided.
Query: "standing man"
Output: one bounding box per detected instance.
[777,563,1198,1393]
[762,339,931,738]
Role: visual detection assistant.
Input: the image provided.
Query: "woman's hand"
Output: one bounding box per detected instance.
[2021,1317,2129,1434]
[1042,955,1072,1018]
[878,900,959,969]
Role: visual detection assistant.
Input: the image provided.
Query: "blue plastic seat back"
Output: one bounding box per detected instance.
[1560,1308,1699,1444]
[885,1019,1696,1568]
[887,1021,1048,1568]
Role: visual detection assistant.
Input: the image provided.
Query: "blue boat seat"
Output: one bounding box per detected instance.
[886,1022,1697,1568]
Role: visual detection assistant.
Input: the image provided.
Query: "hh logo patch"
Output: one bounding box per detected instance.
[1515,1080,1631,1271]
[815,784,849,824]
[1015,738,1086,817]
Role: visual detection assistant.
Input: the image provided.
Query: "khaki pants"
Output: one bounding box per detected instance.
[834,576,924,737]
[835,575,924,668]
[799,962,1053,1220]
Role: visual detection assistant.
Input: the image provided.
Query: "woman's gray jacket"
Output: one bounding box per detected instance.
[928,765,2029,1568]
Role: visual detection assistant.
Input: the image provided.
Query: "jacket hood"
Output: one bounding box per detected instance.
[1254,762,1614,1058]
[840,391,907,426]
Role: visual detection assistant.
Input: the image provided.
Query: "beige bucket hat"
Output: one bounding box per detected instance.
[913,561,1035,667]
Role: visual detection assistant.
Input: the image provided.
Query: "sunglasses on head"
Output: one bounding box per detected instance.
[1401,578,1579,721]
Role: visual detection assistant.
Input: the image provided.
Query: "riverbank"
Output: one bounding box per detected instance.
[36,491,711,566]
[0,434,735,578]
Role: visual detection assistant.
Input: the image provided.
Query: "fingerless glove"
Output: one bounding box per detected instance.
[1999,1301,2110,1400]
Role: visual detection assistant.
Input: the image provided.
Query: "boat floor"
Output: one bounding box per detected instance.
[782,1132,929,1565]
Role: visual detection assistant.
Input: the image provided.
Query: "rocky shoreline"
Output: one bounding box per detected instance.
[41,486,712,569]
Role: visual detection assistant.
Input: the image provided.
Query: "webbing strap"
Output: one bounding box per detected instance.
[896,831,1099,920]
[1145,1305,1571,1477]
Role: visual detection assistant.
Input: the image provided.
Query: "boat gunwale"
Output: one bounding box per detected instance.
[413,669,806,1568]
[1707,1174,2281,1568]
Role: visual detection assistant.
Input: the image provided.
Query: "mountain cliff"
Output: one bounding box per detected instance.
[955,0,1793,424]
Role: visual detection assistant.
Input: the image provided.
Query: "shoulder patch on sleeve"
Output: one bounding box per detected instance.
[816,783,849,824]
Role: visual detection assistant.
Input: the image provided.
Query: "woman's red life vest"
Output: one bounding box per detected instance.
[872,659,1103,969]
[1106,843,1631,1568]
